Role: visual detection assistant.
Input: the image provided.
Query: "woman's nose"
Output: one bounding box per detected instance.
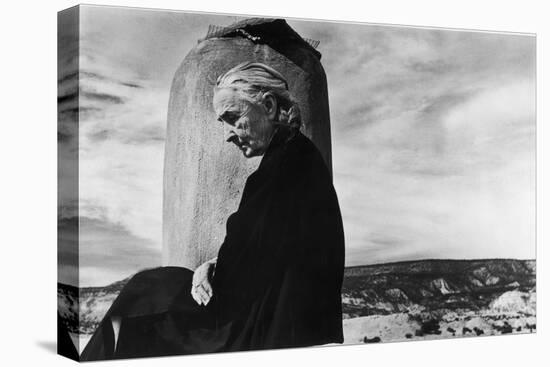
[224,125,236,143]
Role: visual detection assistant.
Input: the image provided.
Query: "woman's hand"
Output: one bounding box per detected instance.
[191,257,217,306]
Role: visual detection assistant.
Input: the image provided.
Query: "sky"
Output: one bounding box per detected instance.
[58,5,535,286]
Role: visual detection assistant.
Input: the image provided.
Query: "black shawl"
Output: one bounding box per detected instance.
[80,127,345,361]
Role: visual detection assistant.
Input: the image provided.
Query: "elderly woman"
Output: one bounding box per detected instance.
[81,62,345,360]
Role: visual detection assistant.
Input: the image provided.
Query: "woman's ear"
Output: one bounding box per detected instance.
[261,92,278,121]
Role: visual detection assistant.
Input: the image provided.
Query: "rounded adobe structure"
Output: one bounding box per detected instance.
[163,18,332,269]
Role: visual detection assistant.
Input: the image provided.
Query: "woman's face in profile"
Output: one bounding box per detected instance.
[213,88,275,158]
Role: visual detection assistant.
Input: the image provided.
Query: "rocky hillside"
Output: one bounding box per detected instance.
[58,259,536,339]
[342,259,535,318]
[340,259,535,344]
[58,276,132,334]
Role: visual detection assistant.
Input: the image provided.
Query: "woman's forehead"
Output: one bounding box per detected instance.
[213,88,247,112]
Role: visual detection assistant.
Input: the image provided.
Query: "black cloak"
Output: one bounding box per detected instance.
[80,127,345,361]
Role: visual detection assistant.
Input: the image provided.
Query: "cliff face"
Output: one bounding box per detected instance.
[57,276,131,334]
[340,259,535,344]
[342,259,535,318]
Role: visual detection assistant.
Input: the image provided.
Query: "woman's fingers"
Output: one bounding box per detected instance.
[200,279,213,298]
[196,283,212,305]
[193,285,206,305]
[191,262,215,306]
[191,261,216,302]
[191,286,202,305]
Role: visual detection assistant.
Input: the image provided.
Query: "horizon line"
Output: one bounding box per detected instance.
[59,257,536,289]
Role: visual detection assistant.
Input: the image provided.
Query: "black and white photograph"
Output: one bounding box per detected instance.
[56,3,536,362]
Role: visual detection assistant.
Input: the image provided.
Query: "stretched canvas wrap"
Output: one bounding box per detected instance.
[57,4,536,362]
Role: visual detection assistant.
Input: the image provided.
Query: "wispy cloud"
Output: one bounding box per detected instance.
[290,21,535,265]
[79,216,161,286]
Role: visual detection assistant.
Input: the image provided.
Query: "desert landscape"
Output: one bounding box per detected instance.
[341,259,535,344]
[58,258,536,352]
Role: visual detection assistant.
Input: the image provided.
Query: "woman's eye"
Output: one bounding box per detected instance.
[226,115,239,125]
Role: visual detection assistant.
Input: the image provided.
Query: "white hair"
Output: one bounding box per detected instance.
[215,62,302,131]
